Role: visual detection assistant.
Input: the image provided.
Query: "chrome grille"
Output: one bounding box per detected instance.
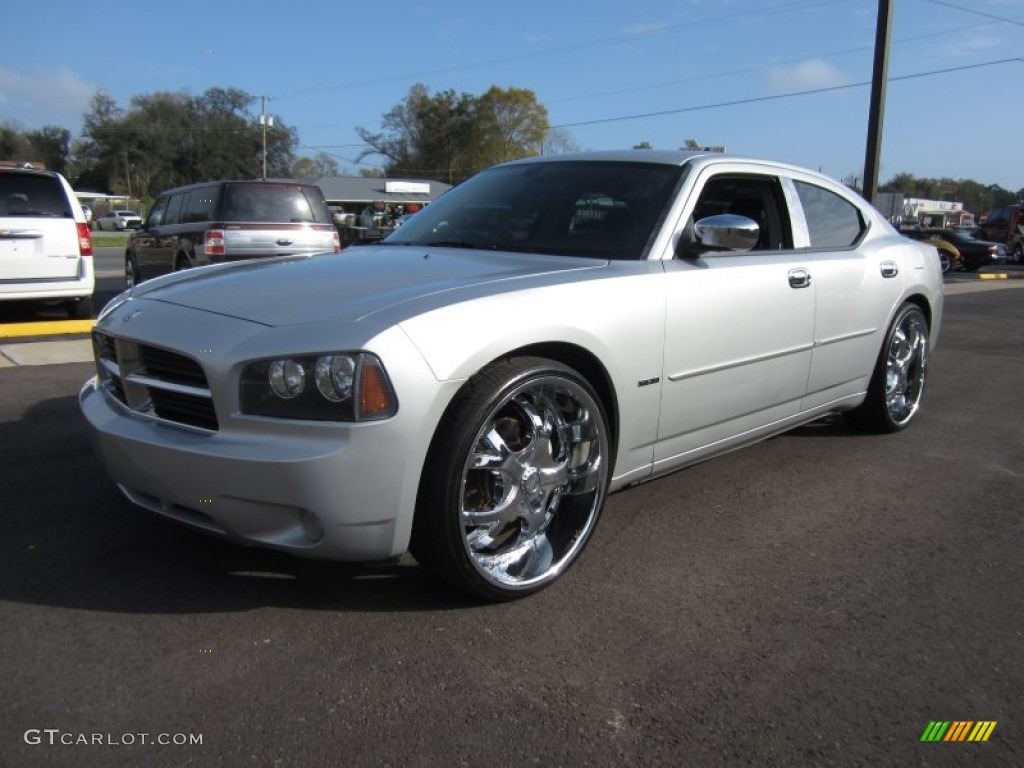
[92,331,219,432]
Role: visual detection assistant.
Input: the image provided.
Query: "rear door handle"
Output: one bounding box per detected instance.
[880,260,899,278]
[788,268,812,289]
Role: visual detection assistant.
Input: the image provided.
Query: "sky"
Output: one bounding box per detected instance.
[2,0,1022,192]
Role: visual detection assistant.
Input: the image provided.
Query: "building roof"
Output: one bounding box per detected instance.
[313,176,452,205]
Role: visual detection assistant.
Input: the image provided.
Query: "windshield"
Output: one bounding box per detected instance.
[384,160,685,260]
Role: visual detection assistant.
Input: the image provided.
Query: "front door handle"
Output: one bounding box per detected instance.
[880,260,899,278]
[788,268,812,289]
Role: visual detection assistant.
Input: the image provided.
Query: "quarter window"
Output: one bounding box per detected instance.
[794,181,864,248]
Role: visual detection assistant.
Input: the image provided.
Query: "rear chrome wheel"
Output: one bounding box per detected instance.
[413,357,610,600]
[847,303,929,433]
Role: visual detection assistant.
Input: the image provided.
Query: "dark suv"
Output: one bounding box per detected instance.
[976,203,1024,263]
[126,180,340,286]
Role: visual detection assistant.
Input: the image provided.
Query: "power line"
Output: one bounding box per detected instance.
[272,0,843,99]
[546,13,1024,107]
[552,58,1022,129]
[922,0,1024,26]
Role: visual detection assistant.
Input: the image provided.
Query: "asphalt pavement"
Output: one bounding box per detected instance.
[0,282,1021,767]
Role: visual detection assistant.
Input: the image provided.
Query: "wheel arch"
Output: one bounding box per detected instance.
[505,341,621,460]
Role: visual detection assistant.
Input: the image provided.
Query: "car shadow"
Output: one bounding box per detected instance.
[0,392,481,614]
[784,413,863,438]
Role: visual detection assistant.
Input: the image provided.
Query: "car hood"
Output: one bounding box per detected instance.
[128,246,607,327]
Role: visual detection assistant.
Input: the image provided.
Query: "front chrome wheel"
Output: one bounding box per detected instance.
[884,308,928,427]
[413,357,610,600]
[460,374,606,590]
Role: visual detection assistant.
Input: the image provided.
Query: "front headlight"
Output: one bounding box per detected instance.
[241,352,397,421]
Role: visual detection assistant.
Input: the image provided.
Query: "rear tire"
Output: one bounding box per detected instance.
[846,303,929,433]
[411,356,611,601]
[66,296,93,320]
[125,253,140,288]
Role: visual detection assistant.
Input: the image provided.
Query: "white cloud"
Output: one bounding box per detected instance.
[948,35,1002,57]
[0,66,96,129]
[768,59,849,92]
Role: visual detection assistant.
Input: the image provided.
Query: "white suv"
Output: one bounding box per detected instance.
[0,167,95,318]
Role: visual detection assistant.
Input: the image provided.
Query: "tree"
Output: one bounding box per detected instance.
[358,84,477,183]
[0,121,34,161]
[633,141,653,150]
[474,86,549,167]
[26,126,72,175]
[880,172,1016,214]
[358,84,552,183]
[541,127,580,156]
[292,152,339,179]
[74,87,297,197]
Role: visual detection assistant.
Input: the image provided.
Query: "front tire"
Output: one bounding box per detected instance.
[412,357,611,600]
[847,303,929,433]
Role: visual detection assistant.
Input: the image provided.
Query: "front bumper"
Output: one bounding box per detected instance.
[80,376,409,560]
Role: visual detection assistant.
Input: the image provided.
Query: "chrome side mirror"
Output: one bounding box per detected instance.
[678,214,759,258]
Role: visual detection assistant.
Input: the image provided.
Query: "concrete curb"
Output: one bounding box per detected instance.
[977,271,1024,280]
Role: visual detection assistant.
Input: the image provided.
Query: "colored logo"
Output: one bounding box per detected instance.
[920,721,997,742]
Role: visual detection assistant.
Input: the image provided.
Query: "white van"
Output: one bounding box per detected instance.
[0,167,95,318]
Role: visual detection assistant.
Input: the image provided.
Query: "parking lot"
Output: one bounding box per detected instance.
[1,279,1022,766]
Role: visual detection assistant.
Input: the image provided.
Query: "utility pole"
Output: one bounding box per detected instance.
[862,0,894,204]
[259,96,274,180]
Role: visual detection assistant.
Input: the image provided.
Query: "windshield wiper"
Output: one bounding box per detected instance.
[423,240,479,249]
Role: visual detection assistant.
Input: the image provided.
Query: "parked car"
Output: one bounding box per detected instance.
[902,228,960,273]
[124,180,340,286]
[910,228,1005,272]
[80,203,94,228]
[80,151,943,600]
[976,203,1024,264]
[97,209,142,231]
[0,166,94,318]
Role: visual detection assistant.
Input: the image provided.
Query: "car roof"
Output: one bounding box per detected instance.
[498,149,710,168]
[155,178,324,196]
[0,166,62,180]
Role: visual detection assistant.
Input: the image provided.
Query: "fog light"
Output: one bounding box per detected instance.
[269,359,305,399]
[299,509,324,542]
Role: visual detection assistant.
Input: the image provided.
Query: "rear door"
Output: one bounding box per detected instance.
[786,175,904,410]
[0,171,82,281]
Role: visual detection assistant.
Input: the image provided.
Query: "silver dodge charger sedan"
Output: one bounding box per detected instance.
[80,151,943,600]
